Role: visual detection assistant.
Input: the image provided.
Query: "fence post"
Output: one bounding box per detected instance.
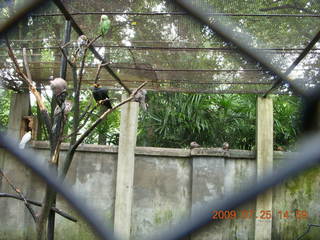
[255,97,273,240]
[114,94,139,239]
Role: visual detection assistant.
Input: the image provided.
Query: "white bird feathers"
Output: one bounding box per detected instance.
[19,131,32,149]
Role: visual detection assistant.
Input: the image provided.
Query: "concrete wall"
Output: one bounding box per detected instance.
[0,142,319,240]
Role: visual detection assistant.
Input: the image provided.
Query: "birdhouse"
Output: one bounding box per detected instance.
[20,116,38,140]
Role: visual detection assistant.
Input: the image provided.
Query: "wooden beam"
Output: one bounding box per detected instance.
[114,95,139,239]
[255,97,273,240]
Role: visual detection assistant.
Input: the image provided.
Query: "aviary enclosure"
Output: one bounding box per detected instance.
[0,0,320,240]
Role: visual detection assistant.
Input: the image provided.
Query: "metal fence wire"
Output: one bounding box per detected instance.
[0,0,320,239]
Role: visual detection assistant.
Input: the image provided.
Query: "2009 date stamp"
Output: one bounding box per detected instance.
[211,210,308,220]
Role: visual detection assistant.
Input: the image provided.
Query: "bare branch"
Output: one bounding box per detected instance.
[0,169,37,222]
[87,34,102,49]
[5,39,52,137]
[77,48,87,93]
[61,41,72,49]
[64,104,98,140]
[57,44,75,68]
[22,48,33,81]
[79,101,93,122]
[61,81,148,179]
[0,193,77,222]
[94,63,102,84]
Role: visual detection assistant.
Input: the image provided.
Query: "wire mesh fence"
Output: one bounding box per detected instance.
[0,0,320,239]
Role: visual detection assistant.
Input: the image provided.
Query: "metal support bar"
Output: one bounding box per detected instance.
[52,0,132,94]
[263,30,320,97]
[59,20,71,79]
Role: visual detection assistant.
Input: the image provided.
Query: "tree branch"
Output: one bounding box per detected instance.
[61,81,148,179]
[64,104,98,140]
[0,193,77,222]
[57,44,76,68]
[0,169,37,222]
[5,38,52,143]
[94,63,102,84]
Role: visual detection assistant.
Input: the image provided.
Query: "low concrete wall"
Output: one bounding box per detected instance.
[0,142,318,240]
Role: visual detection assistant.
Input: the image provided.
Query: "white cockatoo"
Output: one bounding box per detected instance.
[19,131,32,149]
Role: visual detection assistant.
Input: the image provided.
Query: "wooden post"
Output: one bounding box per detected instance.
[255,97,273,240]
[114,94,139,239]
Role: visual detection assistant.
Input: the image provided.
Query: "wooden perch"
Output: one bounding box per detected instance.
[0,193,77,222]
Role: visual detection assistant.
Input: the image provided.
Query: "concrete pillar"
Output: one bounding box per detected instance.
[0,92,33,239]
[114,94,139,239]
[7,92,30,140]
[190,155,225,240]
[255,97,273,240]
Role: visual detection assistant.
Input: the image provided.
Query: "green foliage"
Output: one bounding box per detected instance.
[273,95,301,149]
[0,90,11,131]
[138,92,300,150]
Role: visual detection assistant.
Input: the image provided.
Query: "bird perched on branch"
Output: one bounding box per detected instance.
[91,83,112,109]
[50,77,67,107]
[76,35,89,57]
[53,100,73,120]
[99,15,111,37]
[134,89,148,110]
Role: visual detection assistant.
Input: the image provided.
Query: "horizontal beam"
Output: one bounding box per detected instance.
[25,12,320,18]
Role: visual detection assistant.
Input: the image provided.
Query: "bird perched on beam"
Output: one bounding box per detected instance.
[50,77,67,107]
[190,141,200,149]
[134,89,148,111]
[91,83,112,109]
[222,142,229,150]
[99,15,111,37]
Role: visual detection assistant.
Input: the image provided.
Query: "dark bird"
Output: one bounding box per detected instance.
[190,141,200,149]
[222,142,229,150]
[91,83,112,109]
